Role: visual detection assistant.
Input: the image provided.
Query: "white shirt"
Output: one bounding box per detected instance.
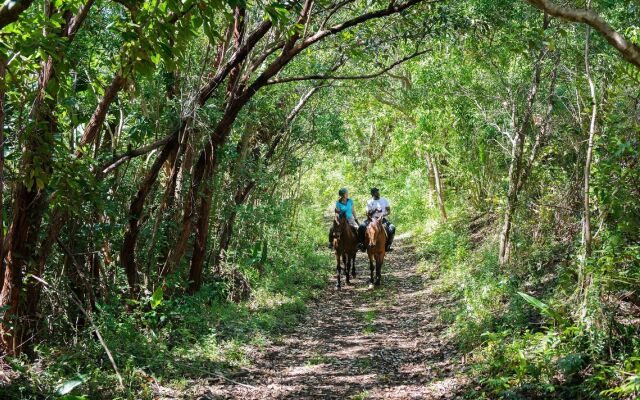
[366,197,390,218]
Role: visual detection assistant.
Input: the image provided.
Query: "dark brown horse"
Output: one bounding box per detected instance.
[365,215,386,288]
[332,212,358,289]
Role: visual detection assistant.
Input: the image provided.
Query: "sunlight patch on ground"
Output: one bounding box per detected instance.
[249,289,294,311]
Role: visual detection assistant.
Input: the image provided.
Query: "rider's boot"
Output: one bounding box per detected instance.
[357,225,366,252]
[384,223,395,252]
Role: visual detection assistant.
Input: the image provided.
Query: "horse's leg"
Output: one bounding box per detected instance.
[351,251,357,277]
[369,255,374,285]
[343,253,350,285]
[335,253,342,289]
[375,254,383,286]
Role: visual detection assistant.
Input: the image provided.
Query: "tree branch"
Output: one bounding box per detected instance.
[196,20,273,105]
[99,132,176,177]
[525,0,640,69]
[0,0,34,29]
[266,48,430,85]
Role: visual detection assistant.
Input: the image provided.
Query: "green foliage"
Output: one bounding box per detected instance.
[2,0,640,398]
[1,227,330,399]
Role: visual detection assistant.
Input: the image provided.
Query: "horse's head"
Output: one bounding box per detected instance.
[333,211,347,241]
[365,216,382,250]
[335,210,347,228]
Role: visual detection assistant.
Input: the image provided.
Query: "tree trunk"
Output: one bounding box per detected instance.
[188,5,246,293]
[0,57,5,290]
[183,103,245,291]
[1,56,57,355]
[120,131,180,298]
[77,73,126,154]
[578,15,599,316]
[498,16,548,266]
[0,1,95,354]
[432,156,447,222]
[188,181,213,294]
[212,212,237,271]
[424,154,437,207]
[582,25,597,261]
[31,69,126,317]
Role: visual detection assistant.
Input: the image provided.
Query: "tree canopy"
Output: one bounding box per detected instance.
[1,0,639,398]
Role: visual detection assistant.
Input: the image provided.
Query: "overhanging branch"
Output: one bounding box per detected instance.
[98,132,176,177]
[266,49,430,85]
[0,0,34,29]
[525,0,640,69]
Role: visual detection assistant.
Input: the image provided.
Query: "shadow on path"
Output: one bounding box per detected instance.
[181,236,471,399]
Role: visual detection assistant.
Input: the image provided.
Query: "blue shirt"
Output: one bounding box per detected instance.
[335,198,354,219]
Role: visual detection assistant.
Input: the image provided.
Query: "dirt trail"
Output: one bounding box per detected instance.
[192,236,470,399]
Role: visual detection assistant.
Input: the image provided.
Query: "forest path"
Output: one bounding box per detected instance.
[192,235,470,399]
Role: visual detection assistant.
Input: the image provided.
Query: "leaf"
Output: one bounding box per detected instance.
[517,292,565,324]
[517,291,546,310]
[55,374,87,395]
[150,287,163,309]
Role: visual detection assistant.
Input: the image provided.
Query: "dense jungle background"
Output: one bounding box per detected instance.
[0,0,639,398]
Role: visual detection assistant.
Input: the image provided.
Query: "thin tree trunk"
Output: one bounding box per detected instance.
[498,15,548,266]
[120,131,180,298]
[578,11,598,315]
[516,55,559,194]
[424,154,437,207]
[1,56,57,355]
[189,6,246,293]
[77,74,126,155]
[147,129,188,276]
[582,24,597,260]
[427,153,447,221]
[211,86,320,272]
[0,57,5,290]
[188,181,213,294]
[433,157,447,222]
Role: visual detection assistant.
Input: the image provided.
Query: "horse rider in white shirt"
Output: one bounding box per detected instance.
[358,187,396,252]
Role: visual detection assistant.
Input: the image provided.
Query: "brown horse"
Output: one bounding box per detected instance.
[332,212,358,289]
[365,215,386,287]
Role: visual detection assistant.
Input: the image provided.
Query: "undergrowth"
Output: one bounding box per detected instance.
[416,209,640,399]
[1,230,331,400]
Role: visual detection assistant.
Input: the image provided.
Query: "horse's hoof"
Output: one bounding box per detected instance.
[335,283,341,290]
[368,283,374,290]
